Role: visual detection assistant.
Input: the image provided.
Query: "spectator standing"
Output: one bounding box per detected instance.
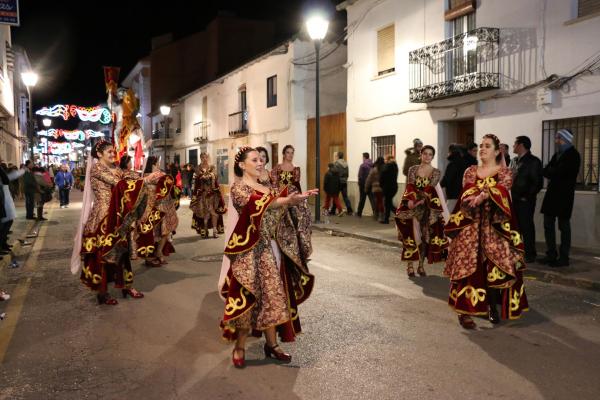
[539,129,581,267]
[402,138,423,177]
[511,136,543,263]
[500,143,511,167]
[440,144,467,212]
[181,164,192,198]
[23,160,37,220]
[356,152,373,217]
[332,152,353,216]
[379,155,399,224]
[365,157,385,221]
[464,142,478,167]
[323,163,343,215]
[55,164,74,209]
[33,167,53,221]
[0,162,24,255]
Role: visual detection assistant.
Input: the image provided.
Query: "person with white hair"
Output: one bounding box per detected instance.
[539,128,581,267]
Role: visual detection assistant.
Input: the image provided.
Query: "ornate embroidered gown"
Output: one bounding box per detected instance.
[270,165,312,262]
[395,165,448,263]
[190,165,226,237]
[136,171,178,257]
[444,166,529,319]
[220,182,314,342]
[80,163,146,291]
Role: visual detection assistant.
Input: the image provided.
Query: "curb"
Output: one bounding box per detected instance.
[313,225,600,293]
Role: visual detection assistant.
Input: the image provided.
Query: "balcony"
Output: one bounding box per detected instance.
[409,27,500,103]
[152,128,175,147]
[193,121,209,143]
[228,110,248,137]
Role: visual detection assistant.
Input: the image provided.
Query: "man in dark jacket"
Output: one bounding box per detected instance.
[441,144,466,212]
[379,155,398,224]
[511,136,543,263]
[402,138,423,177]
[331,152,353,215]
[23,160,38,220]
[463,142,478,167]
[539,129,581,267]
[356,152,373,217]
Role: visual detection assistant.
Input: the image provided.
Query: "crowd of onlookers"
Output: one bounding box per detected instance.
[324,129,580,269]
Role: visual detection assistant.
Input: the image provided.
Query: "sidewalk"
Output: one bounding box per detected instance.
[313,213,600,292]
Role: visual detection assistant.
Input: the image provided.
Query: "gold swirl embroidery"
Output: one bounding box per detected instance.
[415,176,430,188]
[226,192,271,249]
[430,236,447,246]
[295,274,310,300]
[487,266,507,282]
[120,180,137,214]
[476,176,497,190]
[461,187,478,199]
[450,211,464,226]
[501,221,522,246]
[450,285,487,307]
[290,307,298,321]
[123,271,134,283]
[431,197,441,206]
[403,247,418,258]
[279,171,293,186]
[224,287,250,316]
[92,274,102,284]
[510,285,525,311]
[137,245,155,256]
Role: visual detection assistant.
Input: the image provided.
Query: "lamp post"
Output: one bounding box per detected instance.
[160,105,171,170]
[22,72,39,161]
[306,14,329,222]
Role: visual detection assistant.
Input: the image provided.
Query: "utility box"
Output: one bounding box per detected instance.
[537,89,554,106]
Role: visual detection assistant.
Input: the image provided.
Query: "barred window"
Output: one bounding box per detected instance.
[371,135,396,160]
[542,115,600,191]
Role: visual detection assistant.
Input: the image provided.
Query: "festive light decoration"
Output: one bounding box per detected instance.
[35,104,112,124]
[39,138,74,155]
[36,129,105,141]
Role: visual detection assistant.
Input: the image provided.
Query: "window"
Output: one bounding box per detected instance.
[371,135,396,160]
[542,115,599,191]
[377,25,395,76]
[267,75,277,107]
[578,0,600,18]
[447,7,476,78]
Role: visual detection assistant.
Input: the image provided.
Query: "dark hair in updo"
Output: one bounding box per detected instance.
[234,146,256,177]
[119,155,132,170]
[420,145,436,156]
[255,146,269,164]
[144,156,158,174]
[282,144,294,155]
[91,140,113,159]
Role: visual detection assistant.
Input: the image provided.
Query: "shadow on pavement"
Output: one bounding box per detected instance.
[131,264,210,294]
[466,308,600,399]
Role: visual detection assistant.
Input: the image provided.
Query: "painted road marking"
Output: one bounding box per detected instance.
[0,207,52,363]
[309,260,339,272]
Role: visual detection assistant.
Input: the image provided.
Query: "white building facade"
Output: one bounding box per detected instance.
[339,0,600,249]
[174,37,347,190]
[0,25,20,165]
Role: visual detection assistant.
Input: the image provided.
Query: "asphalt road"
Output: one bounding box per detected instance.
[1,193,599,400]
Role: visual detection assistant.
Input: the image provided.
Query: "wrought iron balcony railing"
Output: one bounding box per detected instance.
[228,110,248,137]
[193,121,209,143]
[409,27,500,103]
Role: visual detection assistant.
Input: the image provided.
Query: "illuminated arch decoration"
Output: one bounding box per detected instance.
[35,104,112,124]
[36,129,106,141]
[39,138,73,155]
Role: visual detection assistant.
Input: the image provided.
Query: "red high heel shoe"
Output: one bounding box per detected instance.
[97,293,118,305]
[122,288,145,299]
[264,343,292,363]
[232,348,246,368]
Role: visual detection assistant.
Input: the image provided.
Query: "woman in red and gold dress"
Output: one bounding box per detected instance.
[256,146,271,185]
[444,134,528,329]
[190,153,226,239]
[395,145,449,277]
[137,156,179,266]
[74,141,145,305]
[219,147,317,368]
[270,145,313,261]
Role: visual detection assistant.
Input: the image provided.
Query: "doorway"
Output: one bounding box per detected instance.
[437,118,474,171]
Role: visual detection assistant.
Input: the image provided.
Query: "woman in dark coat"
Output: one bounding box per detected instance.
[539,129,581,267]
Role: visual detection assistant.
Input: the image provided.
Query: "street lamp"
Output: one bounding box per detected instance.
[306,14,329,222]
[160,105,171,169]
[21,71,39,160]
[42,118,51,127]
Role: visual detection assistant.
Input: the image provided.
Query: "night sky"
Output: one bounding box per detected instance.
[12,0,344,110]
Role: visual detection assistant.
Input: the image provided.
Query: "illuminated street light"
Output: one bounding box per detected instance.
[42,118,52,127]
[21,71,40,160]
[160,105,171,168]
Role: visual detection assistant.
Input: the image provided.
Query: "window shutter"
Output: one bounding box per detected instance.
[377,25,395,75]
[578,0,600,17]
